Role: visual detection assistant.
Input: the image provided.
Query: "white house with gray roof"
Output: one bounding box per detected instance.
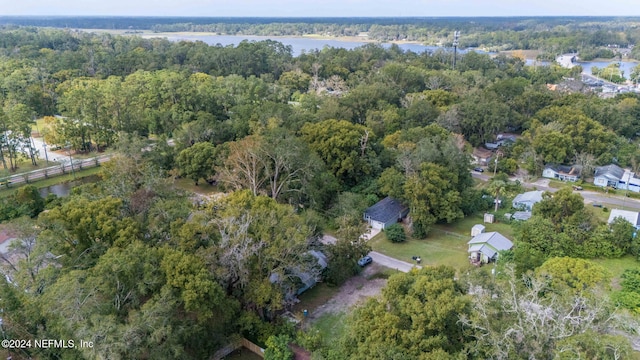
[363,197,409,230]
[607,209,640,229]
[468,231,513,264]
[594,164,624,187]
[512,190,544,211]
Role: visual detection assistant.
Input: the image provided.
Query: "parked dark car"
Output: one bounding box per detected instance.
[357,255,373,267]
[473,167,484,172]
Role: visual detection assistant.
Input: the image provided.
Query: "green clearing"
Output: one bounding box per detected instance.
[434,212,515,238]
[370,228,472,270]
[291,283,340,315]
[586,202,640,223]
[593,256,639,290]
[370,213,514,271]
[309,312,347,348]
[172,177,220,196]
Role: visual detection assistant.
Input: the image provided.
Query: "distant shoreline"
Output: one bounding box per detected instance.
[138,31,426,46]
[79,29,426,46]
[81,29,640,63]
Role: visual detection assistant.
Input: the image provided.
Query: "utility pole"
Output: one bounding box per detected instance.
[493,151,502,176]
[66,142,76,179]
[453,30,460,70]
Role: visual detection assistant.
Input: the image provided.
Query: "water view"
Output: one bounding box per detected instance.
[154,34,463,56]
[159,34,637,75]
[38,175,100,198]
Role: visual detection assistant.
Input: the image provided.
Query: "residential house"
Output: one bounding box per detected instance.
[542,164,582,182]
[484,134,517,150]
[270,250,328,303]
[607,209,640,229]
[512,190,544,211]
[594,164,624,188]
[363,197,409,230]
[468,231,513,264]
[472,147,493,166]
[618,170,640,193]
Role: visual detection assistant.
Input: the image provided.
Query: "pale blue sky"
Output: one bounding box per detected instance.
[2,0,638,17]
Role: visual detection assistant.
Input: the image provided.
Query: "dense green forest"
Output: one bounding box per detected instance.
[1,26,640,359]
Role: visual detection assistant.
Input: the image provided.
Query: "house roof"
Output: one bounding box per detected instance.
[594,164,624,181]
[512,211,532,221]
[513,190,544,205]
[364,197,408,224]
[472,147,493,159]
[468,243,497,259]
[472,224,485,231]
[544,164,582,176]
[608,209,640,226]
[468,231,513,252]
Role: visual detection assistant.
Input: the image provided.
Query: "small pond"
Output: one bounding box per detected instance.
[38,175,100,198]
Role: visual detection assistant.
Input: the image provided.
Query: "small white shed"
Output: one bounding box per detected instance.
[484,213,495,224]
[471,224,485,237]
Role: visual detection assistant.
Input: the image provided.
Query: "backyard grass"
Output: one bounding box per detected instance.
[593,256,639,290]
[370,229,473,270]
[291,283,340,314]
[309,312,347,348]
[369,212,516,271]
[434,212,516,239]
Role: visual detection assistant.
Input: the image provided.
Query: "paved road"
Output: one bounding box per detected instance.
[473,172,640,211]
[321,234,418,273]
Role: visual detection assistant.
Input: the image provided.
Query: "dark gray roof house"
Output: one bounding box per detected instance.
[594,164,624,187]
[363,197,409,230]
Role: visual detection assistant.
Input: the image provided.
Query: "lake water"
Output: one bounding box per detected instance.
[578,61,638,78]
[158,34,473,56]
[159,34,638,78]
[526,59,638,77]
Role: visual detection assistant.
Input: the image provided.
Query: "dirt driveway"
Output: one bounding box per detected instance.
[308,263,388,321]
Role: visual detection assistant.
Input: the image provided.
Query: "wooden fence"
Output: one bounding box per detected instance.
[210,337,264,360]
[0,155,112,188]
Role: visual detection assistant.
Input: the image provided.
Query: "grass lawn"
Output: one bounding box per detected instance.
[592,256,639,290]
[434,212,515,239]
[369,212,515,271]
[309,312,347,348]
[370,229,473,270]
[291,283,341,315]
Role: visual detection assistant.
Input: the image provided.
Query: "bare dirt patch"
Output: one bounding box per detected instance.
[307,263,387,321]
